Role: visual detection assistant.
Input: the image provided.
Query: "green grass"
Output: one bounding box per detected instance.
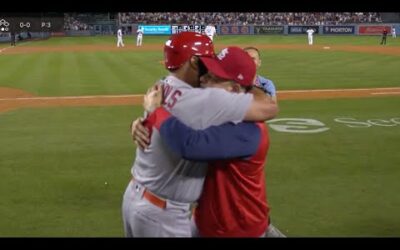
[20,36,127,46]
[0,35,399,96]
[257,51,400,89]
[266,97,400,236]
[25,35,400,47]
[0,51,165,96]
[0,106,141,236]
[215,34,400,46]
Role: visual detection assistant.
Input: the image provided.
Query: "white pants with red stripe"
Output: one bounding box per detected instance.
[122,180,192,237]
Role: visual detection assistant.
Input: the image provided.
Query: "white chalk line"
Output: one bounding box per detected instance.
[280,87,400,93]
[0,94,142,101]
[1,87,399,101]
[0,46,12,53]
[371,92,400,95]
[0,41,33,53]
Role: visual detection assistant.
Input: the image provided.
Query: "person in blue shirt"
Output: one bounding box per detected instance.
[244,47,278,104]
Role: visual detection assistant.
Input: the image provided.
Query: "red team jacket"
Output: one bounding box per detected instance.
[195,122,270,237]
[146,107,271,237]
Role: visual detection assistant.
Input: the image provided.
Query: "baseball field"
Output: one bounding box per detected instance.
[0,35,399,237]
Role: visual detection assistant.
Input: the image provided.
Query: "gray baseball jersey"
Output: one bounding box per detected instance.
[132,75,253,203]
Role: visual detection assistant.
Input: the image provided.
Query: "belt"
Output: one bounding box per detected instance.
[132,177,167,209]
[143,188,167,209]
[131,177,198,211]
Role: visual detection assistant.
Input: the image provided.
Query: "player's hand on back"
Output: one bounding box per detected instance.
[129,83,163,150]
[143,84,163,113]
[130,117,150,150]
[250,86,270,100]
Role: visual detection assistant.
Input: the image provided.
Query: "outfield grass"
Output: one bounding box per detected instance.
[258,50,400,90]
[0,35,399,96]
[0,51,164,96]
[26,35,400,47]
[218,34,400,46]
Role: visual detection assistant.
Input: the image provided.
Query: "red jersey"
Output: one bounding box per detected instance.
[194,122,270,237]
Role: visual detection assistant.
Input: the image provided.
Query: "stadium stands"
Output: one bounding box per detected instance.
[117,12,382,25]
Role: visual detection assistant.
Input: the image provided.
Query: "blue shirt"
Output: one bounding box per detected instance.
[255,75,276,97]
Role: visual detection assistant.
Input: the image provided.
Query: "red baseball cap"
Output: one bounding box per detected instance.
[199,46,256,87]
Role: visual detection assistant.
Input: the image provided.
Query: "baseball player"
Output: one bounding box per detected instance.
[117,27,124,47]
[122,32,278,237]
[392,27,396,38]
[306,27,315,45]
[136,47,285,237]
[204,24,217,41]
[381,28,388,45]
[136,26,144,46]
[244,47,278,103]
[10,30,16,46]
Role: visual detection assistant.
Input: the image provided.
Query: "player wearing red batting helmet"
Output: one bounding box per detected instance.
[164,31,214,70]
[163,32,214,87]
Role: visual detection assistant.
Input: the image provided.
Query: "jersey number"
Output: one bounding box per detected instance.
[166,90,182,109]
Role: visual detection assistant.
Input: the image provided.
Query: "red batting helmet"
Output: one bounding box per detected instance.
[164,32,215,70]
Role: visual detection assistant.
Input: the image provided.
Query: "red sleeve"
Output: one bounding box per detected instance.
[142,107,172,137]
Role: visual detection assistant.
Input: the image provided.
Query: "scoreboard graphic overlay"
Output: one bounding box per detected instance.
[0,15,64,32]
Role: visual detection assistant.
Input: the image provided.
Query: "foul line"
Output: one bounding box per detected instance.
[0,94,142,101]
[280,87,400,93]
[1,87,400,102]
[0,46,12,53]
[371,92,400,95]
[0,41,33,54]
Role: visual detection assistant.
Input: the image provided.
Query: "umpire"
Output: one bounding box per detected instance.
[380,28,388,45]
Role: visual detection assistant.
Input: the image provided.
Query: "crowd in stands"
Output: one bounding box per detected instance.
[64,14,94,31]
[65,13,116,31]
[63,12,383,31]
[118,12,382,25]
